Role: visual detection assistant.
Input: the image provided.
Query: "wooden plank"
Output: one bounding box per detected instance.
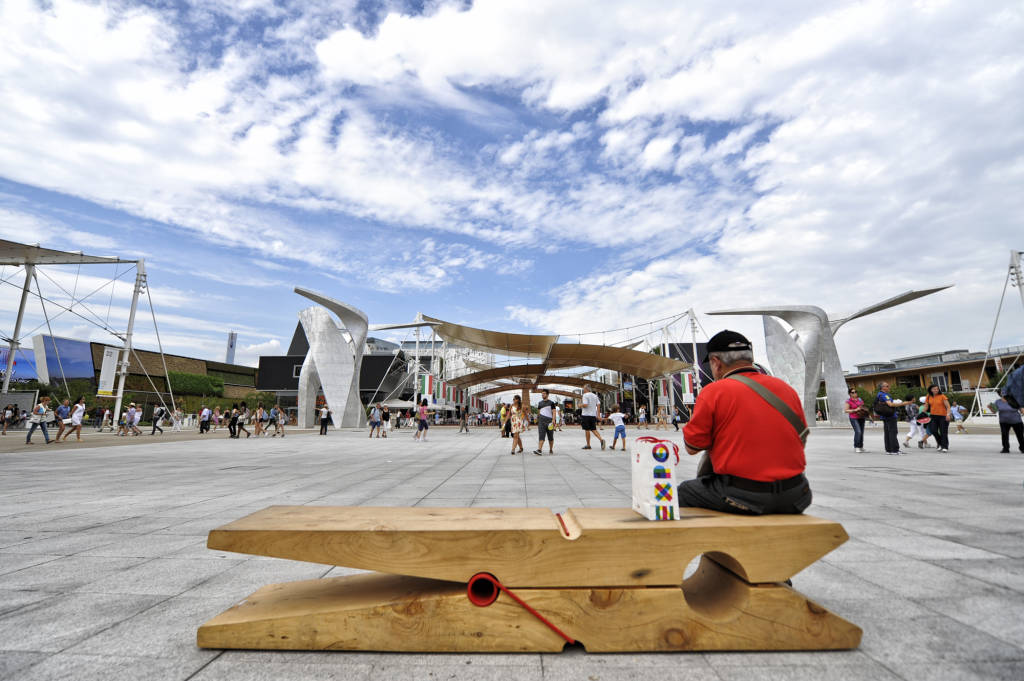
[197,560,861,652]
[206,506,848,585]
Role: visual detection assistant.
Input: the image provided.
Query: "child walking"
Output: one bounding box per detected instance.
[608,404,627,451]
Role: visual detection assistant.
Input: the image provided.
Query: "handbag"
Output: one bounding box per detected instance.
[873,395,895,417]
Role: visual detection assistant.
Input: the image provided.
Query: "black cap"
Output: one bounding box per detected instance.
[702,330,753,363]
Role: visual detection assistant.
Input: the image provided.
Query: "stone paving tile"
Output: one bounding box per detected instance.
[839,558,1004,600]
[190,659,372,680]
[933,558,1024,592]
[884,661,1024,681]
[371,663,538,681]
[1,532,128,557]
[0,554,63,577]
[0,589,61,617]
[1,427,1023,680]
[1,556,148,591]
[0,651,48,678]
[918,590,1024,648]
[0,592,165,652]
[711,662,903,680]
[74,557,243,596]
[859,614,1024,665]
[12,653,203,681]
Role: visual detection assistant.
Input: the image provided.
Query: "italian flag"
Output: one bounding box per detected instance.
[682,372,695,393]
[659,378,670,399]
[419,374,433,397]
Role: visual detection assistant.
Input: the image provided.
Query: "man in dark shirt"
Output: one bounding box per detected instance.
[534,389,556,455]
[680,330,812,515]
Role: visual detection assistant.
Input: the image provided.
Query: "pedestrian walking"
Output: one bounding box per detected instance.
[925,384,951,452]
[380,405,390,438]
[844,388,868,452]
[457,405,468,433]
[369,403,382,438]
[319,405,331,435]
[54,398,71,441]
[227,404,239,438]
[25,396,53,444]
[198,404,212,434]
[499,403,511,438]
[579,384,606,451]
[533,389,555,455]
[509,394,526,455]
[276,405,287,437]
[172,407,183,432]
[125,403,142,436]
[950,401,968,434]
[873,382,905,455]
[237,403,251,438]
[2,403,11,435]
[61,396,86,441]
[608,404,627,451]
[637,405,647,429]
[151,404,165,435]
[414,398,430,442]
[996,391,1024,453]
[902,400,921,449]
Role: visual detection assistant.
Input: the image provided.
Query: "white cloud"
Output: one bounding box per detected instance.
[1,0,1023,372]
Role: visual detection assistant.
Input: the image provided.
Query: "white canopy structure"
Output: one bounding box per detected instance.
[0,239,168,423]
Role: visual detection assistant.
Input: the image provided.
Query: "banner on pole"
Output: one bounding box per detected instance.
[419,373,433,398]
[97,347,119,397]
[657,377,671,406]
[682,372,696,404]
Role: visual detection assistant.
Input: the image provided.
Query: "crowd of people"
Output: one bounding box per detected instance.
[843,381,1019,455]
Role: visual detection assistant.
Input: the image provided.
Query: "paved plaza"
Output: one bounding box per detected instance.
[1,423,1022,680]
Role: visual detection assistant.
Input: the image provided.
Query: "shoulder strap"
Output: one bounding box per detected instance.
[727,374,809,446]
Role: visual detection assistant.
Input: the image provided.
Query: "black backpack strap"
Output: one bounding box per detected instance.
[727,374,809,446]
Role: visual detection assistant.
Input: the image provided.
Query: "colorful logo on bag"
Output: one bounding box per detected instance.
[656,505,675,520]
[653,465,670,479]
[651,443,670,462]
[654,482,673,502]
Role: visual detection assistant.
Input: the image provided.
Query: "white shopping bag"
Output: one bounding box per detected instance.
[631,436,681,520]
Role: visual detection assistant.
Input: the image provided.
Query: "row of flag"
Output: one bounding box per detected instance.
[418,373,482,407]
[651,372,697,402]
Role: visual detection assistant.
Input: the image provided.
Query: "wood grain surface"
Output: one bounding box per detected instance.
[197,558,862,652]
[206,506,849,585]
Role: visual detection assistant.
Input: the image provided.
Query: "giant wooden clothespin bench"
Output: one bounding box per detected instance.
[197,506,861,652]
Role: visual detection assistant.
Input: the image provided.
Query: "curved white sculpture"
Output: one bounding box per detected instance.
[295,288,368,429]
[709,287,950,426]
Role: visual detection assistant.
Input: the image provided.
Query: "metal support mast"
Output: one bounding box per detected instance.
[2,265,35,394]
[112,261,145,424]
[688,308,702,390]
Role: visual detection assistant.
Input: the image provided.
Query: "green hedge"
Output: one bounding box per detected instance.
[167,371,224,397]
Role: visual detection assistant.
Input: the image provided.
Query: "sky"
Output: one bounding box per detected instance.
[1,0,1022,373]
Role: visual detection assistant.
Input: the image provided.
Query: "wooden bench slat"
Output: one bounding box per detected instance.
[207,506,848,585]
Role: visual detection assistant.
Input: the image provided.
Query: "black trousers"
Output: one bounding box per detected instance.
[1000,422,1024,451]
[678,473,812,515]
[151,420,163,434]
[882,418,899,453]
[929,417,950,449]
[320,420,329,435]
[228,421,237,438]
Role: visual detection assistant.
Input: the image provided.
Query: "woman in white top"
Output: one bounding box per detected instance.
[62,396,87,441]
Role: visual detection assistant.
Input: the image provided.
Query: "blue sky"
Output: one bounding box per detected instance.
[1,0,1022,370]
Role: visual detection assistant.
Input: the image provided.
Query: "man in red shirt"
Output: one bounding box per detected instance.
[680,330,812,515]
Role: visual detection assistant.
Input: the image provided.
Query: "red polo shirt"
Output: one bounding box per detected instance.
[682,368,806,482]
